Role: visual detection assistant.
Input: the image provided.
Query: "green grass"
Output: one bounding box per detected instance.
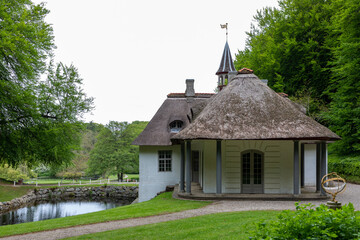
[24,178,81,184]
[24,174,139,185]
[124,174,139,180]
[67,211,280,240]
[36,183,138,189]
[0,192,211,237]
[0,185,33,202]
[24,179,106,185]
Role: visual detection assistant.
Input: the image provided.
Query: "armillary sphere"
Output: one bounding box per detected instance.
[321,172,346,202]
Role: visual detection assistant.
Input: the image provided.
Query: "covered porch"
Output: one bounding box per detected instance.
[172,73,339,200]
[175,183,327,201]
[177,140,329,198]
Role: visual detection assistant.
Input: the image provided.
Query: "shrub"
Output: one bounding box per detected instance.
[56,171,84,180]
[249,203,360,240]
[328,155,360,177]
[0,164,35,182]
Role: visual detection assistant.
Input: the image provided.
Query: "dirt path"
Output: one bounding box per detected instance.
[1,183,359,240]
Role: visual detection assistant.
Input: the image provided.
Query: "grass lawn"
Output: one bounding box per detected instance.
[0,192,211,238]
[24,178,110,185]
[105,174,139,181]
[68,208,360,240]
[67,211,279,240]
[24,178,84,184]
[124,174,139,179]
[24,174,139,185]
[37,183,138,189]
[0,185,34,202]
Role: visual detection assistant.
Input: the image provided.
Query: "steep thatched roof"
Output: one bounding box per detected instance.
[172,74,340,141]
[132,97,211,146]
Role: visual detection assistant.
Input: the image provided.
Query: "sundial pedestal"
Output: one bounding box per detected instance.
[326,201,342,210]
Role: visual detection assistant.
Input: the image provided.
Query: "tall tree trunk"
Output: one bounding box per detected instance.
[120,172,124,182]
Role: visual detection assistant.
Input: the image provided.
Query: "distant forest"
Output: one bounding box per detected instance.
[235,0,360,156]
[50,121,148,181]
[0,121,148,182]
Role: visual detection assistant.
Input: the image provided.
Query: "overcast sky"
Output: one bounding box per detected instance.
[33,0,279,124]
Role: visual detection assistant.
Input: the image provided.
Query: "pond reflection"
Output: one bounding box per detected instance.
[0,199,130,226]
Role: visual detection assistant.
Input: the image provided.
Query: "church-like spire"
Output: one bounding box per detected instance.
[217,23,237,91]
[216,41,236,75]
[216,41,237,91]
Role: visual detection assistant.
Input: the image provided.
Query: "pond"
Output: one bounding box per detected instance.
[0,199,130,226]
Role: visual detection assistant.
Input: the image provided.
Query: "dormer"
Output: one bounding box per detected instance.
[169,120,183,133]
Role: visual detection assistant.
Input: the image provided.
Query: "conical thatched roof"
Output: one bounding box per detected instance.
[172,74,340,141]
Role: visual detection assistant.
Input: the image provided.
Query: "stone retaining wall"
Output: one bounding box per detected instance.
[0,185,138,214]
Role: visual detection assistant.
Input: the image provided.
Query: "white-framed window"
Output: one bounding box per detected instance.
[169,120,183,133]
[158,150,172,172]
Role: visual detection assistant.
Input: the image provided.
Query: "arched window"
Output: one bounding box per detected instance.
[169,120,183,133]
[219,76,223,85]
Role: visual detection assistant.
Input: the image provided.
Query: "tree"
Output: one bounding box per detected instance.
[324,0,360,155]
[88,121,147,181]
[235,0,334,100]
[0,1,94,166]
[234,0,360,156]
[56,122,105,179]
[122,121,149,173]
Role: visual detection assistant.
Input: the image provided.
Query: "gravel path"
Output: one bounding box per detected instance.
[2,183,359,240]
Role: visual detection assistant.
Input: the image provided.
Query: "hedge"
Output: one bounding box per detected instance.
[328,156,360,177]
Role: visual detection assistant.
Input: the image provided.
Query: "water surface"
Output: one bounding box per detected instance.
[0,199,129,226]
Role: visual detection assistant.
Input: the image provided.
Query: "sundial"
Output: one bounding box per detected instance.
[321,172,346,209]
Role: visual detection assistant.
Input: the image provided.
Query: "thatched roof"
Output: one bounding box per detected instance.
[172,74,340,141]
[132,97,211,146]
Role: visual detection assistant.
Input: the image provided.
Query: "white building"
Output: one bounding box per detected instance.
[133,41,339,202]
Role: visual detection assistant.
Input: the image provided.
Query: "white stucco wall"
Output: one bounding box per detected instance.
[304,144,317,186]
[220,140,295,194]
[138,145,181,202]
[279,141,295,194]
[202,140,216,193]
[139,141,327,200]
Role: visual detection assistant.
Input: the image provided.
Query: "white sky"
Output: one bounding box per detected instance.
[33,0,279,124]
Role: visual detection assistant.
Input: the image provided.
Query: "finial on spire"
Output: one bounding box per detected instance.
[220,23,228,41]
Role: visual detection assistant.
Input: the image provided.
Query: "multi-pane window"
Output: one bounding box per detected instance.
[159,150,172,172]
[242,152,251,184]
[169,120,183,133]
[253,153,262,184]
[242,151,263,185]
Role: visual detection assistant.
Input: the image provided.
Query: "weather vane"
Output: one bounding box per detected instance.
[220,23,228,41]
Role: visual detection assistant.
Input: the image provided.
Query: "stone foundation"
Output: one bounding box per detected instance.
[0,185,138,214]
